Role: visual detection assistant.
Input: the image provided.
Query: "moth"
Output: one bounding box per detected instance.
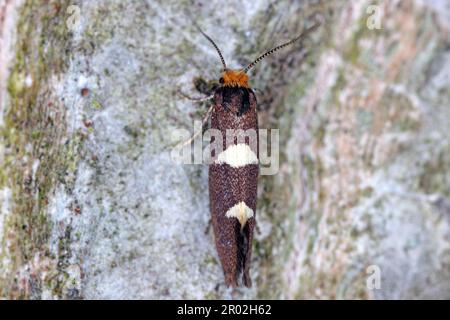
[191,22,320,287]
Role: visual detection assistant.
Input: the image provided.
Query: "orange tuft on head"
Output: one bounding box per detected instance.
[221,69,249,88]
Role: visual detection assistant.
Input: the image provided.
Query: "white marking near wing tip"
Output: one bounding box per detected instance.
[225,201,254,228]
[216,143,258,168]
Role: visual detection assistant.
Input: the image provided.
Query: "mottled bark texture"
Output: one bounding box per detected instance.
[0,0,449,299]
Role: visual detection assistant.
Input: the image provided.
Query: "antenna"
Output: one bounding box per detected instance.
[196,25,227,70]
[243,21,321,73]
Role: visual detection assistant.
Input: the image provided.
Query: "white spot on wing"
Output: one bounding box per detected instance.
[225,201,254,228]
[216,143,258,168]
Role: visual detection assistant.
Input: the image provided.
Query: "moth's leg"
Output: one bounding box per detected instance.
[252,87,263,95]
[176,89,214,102]
[255,221,261,235]
[175,75,218,103]
[177,104,214,148]
[204,218,212,235]
[174,77,215,147]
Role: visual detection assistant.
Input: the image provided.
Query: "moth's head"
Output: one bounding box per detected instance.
[197,21,320,90]
[220,69,249,88]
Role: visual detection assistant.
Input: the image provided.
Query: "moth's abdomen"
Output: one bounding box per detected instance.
[209,87,258,287]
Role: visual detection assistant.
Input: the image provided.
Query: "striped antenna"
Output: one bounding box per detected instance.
[197,26,227,70]
[243,22,321,73]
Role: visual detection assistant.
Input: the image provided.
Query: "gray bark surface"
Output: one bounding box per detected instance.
[1,0,449,299]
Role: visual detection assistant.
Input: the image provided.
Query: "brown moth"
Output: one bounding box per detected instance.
[196,22,320,287]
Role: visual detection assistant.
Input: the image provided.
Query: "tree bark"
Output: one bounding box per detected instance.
[1,0,449,299]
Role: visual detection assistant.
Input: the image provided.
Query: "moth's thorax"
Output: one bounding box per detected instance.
[221,69,249,88]
[213,86,255,120]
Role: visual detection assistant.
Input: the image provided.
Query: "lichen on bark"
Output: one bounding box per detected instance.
[0,0,81,299]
